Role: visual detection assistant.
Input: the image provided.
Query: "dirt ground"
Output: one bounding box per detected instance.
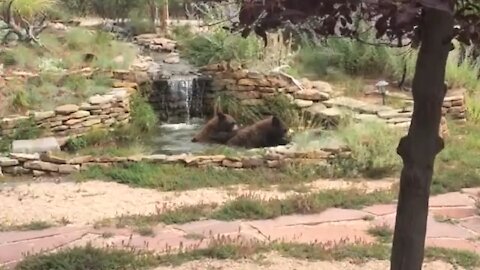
[152,254,462,270]
[0,178,395,226]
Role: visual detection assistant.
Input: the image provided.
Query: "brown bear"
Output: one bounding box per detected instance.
[191,111,239,144]
[226,116,290,148]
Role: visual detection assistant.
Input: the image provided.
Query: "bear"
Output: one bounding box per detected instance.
[191,111,239,144]
[226,116,290,149]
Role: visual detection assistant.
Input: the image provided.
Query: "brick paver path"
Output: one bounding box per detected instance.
[2,188,480,269]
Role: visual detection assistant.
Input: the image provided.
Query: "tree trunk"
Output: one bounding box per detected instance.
[390,8,454,270]
[160,0,169,34]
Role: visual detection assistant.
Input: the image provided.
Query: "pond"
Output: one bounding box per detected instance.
[148,117,214,155]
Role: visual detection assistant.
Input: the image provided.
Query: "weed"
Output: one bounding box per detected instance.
[15,240,480,269]
[135,226,155,237]
[425,247,480,269]
[367,224,394,243]
[0,221,53,232]
[16,244,159,270]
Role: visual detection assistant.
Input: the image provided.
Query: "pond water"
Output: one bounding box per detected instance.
[148,117,214,155]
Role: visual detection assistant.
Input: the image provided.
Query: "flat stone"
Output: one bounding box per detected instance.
[58,164,80,174]
[259,220,374,244]
[311,80,333,93]
[51,125,69,132]
[33,170,46,177]
[294,99,314,108]
[426,238,479,253]
[24,161,59,172]
[430,207,477,220]
[40,152,67,164]
[82,119,101,127]
[294,89,330,101]
[69,110,90,119]
[12,137,60,154]
[429,192,476,207]
[2,166,31,175]
[32,111,55,121]
[0,228,88,265]
[89,95,114,105]
[142,154,168,162]
[362,204,397,216]
[238,78,256,86]
[55,104,79,115]
[174,220,243,237]
[377,110,412,119]
[386,117,411,124]
[9,153,40,161]
[458,217,480,234]
[0,156,19,167]
[462,187,480,197]
[427,216,477,239]
[0,116,29,129]
[163,55,180,64]
[222,159,243,168]
[65,118,85,126]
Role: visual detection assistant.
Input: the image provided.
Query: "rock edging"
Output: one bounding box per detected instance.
[0,145,350,177]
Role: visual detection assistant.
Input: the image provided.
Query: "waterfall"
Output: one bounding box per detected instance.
[154,75,207,124]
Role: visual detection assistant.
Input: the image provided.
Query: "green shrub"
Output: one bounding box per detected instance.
[179,28,262,66]
[12,117,42,140]
[328,122,402,178]
[130,93,158,133]
[64,136,88,153]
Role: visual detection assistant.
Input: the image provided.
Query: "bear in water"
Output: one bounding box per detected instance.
[226,116,290,149]
[191,111,238,144]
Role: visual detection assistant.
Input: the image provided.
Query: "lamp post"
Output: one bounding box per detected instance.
[376,80,389,105]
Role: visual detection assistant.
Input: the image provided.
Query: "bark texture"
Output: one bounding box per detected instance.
[390,8,454,270]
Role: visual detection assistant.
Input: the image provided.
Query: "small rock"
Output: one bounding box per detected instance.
[238,78,256,86]
[12,137,60,154]
[55,104,79,115]
[0,156,19,167]
[24,161,59,172]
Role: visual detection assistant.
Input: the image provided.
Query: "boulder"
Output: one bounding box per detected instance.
[12,137,60,154]
[55,104,79,115]
[58,164,81,174]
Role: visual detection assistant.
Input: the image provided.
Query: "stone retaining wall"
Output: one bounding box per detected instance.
[0,89,131,137]
[200,61,333,109]
[0,145,349,177]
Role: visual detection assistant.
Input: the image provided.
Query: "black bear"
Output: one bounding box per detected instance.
[191,111,238,144]
[226,116,290,148]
